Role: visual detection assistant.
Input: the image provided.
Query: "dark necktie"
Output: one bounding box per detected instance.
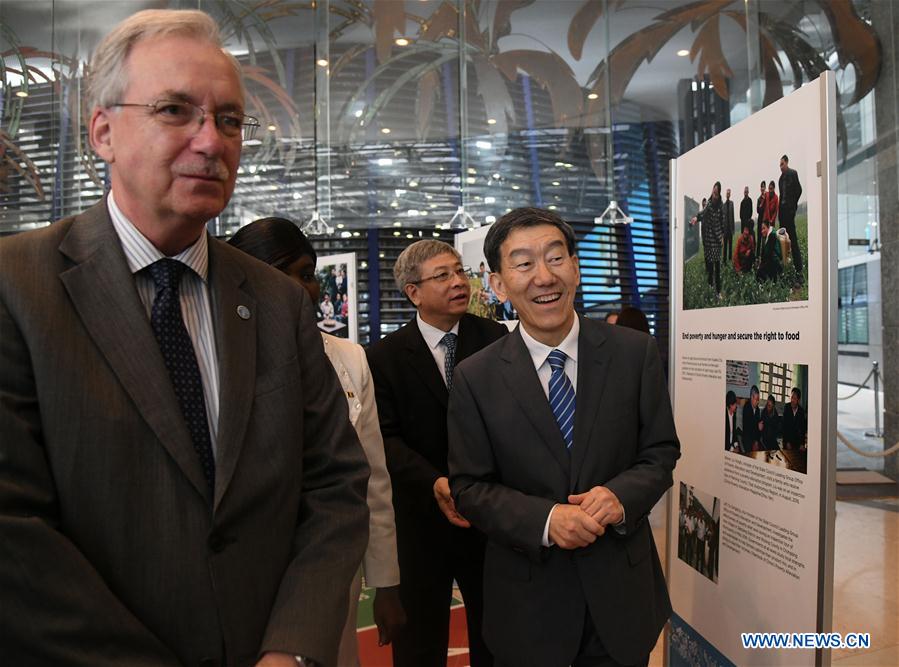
[441,332,458,391]
[547,349,576,449]
[147,259,215,493]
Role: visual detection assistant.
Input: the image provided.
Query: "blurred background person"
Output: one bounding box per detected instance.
[761,395,781,451]
[229,217,405,665]
[616,306,650,334]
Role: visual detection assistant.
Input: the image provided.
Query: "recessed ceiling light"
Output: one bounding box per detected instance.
[511,185,520,190]
[377,158,393,166]
[552,181,560,186]
[354,109,363,118]
[316,58,329,67]
[393,231,401,236]
[336,223,345,228]
[587,92,598,100]
[15,91,28,98]
[487,118,497,125]
[677,49,690,57]
[548,205,557,210]
[395,37,410,46]
[267,124,277,132]
[381,127,391,134]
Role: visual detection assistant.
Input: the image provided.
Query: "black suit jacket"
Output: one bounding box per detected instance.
[367,313,507,519]
[781,404,807,448]
[447,317,679,666]
[778,167,802,214]
[740,195,753,224]
[742,402,762,451]
[725,409,739,451]
[724,199,735,237]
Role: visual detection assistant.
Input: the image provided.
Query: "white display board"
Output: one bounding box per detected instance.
[667,73,837,666]
[315,252,358,343]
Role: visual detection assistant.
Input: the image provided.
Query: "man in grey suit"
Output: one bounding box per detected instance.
[448,207,679,667]
[0,10,369,667]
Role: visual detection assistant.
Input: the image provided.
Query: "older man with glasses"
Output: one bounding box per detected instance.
[367,240,506,667]
[0,10,369,667]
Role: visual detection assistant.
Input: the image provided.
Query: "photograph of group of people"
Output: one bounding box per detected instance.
[725,360,809,474]
[684,154,807,310]
[315,256,354,340]
[677,482,721,584]
[456,227,519,323]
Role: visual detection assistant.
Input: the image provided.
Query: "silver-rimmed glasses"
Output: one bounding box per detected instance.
[111,99,261,140]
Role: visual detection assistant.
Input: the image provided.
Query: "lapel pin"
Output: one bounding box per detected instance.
[237,305,251,320]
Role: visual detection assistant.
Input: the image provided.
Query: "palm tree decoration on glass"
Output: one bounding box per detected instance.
[332,0,584,148]
[571,0,881,179]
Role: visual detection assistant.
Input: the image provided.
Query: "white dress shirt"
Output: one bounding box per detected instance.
[107,191,221,455]
[416,312,460,385]
[518,318,579,546]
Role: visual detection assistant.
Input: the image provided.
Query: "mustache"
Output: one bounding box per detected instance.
[175,162,230,180]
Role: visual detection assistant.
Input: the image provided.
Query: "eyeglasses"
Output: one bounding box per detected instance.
[111,99,260,140]
[410,266,469,285]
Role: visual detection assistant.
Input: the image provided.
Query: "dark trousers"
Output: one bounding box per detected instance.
[722,234,732,265]
[704,256,721,295]
[496,609,650,667]
[392,510,492,667]
[779,209,803,282]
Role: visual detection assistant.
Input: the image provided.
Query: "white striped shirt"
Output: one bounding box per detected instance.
[107,191,221,456]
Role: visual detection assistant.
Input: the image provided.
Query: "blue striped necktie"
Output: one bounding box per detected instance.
[547,349,575,449]
[148,258,216,494]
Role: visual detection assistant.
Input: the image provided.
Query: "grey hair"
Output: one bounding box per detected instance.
[86,9,244,112]
[393,240,461,291]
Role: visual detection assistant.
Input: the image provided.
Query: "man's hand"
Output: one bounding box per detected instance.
[255,653,300,667]
[433,477,470,528]
[548,504,605,549]
[373,585,406,646]
[568,486,624,528]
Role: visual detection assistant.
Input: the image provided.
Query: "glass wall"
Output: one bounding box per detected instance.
[2,1,895,411]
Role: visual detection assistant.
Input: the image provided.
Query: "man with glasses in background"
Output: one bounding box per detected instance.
[367,240,506,667]
[0,10,369,667]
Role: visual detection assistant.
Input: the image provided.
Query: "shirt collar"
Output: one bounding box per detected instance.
[416,312,460,350]
[519,315,579,372]
[107,190,209,283]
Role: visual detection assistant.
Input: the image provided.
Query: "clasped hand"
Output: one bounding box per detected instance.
[549,486,624,550]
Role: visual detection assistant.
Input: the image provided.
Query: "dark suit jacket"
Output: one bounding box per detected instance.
[781,404,807,448]
[0,201,370,667]
[742,402,762,452]
[724,199,735,237]
[447,317,680,667]
[778,167,802,214]
[367,314,507,517]
[725,409,739,451]
[740,195,753,224]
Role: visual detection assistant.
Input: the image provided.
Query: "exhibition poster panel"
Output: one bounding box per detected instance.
[316,252,358,343]
[668,73,836,667]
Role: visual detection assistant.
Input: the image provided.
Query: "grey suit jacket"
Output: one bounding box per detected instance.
[448,316,679,667]
[0,201,370,667]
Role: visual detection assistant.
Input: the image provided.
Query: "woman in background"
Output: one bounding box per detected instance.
[229,217,405,665]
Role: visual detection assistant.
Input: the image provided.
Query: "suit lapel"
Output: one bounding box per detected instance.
[571,317,612,493]
[57,201,210,502]
[401,318,448,408]
[500,329,570,477]
[208,242,256,511]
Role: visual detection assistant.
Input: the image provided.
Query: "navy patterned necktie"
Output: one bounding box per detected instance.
[547,349,576,449]
[147,258,215,493]
[441,332,458,391]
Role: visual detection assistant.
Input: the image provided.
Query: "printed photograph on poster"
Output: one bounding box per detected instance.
[677,482,720,583]
[682,153,808,310]
[724,359,808,474]
[454,225,518,323]
[315,252,358,343]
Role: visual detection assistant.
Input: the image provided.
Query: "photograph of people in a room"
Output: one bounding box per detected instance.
[678,482,720,584]
[457,227,518,322]
[725,359,809,474]
[316,259,353,339]
[683,154,807,310]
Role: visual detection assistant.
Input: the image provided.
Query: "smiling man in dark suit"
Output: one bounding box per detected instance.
[447,207,679,667]
[367,240,505,667]
[0,10,368,667]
